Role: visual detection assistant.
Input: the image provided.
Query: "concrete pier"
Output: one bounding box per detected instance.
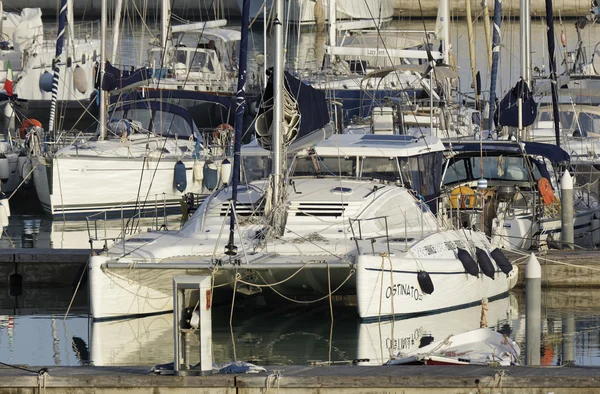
[2,364,600,393]
[1,0,592,19]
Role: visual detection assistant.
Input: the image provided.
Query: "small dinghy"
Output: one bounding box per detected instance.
[386,328,520,366]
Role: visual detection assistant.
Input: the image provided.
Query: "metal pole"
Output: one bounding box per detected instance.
[111,0,123,63]
[561,170,574,249]
[520,0,531,87]
[526,252,541,366]
[272,0,284,211]
[98,0,107,140]
[562,314,575,365]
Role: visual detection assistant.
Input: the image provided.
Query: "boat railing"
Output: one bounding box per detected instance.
[85,193,180,254]
[44,20,101,43]
[348,215,392,255]
[348,196,434,254]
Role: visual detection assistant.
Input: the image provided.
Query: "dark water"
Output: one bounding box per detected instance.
[1,288,600,367]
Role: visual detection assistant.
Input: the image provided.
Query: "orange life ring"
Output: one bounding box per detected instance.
[538,177,554,206]
[18,118,42,139]
[213,123,234,141]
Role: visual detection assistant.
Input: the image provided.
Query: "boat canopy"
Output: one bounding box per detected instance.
[445,141,570,165]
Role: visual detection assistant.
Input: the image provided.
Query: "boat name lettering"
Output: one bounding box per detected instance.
[365,48,388,56]
[386,328,422,351]
[385,283,422,300]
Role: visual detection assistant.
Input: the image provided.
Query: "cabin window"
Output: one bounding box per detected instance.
[81,54,86,64]
[152,110,195,138]
[559,111,575,129]
[360,157,400,182]
[242,155,271,183]
[577,112,600,134]
[398,152,442,198]
[189,52,208,72]
[470,156,542,182]
[175,50,187,64]
[444,159,468,185]
[291,156,355,177]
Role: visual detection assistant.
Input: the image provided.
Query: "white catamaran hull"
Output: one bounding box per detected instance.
[356,232,518,322]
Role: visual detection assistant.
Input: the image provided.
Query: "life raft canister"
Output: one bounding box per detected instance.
[537,177,554,206]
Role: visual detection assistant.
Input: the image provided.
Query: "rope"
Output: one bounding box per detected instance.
[250,268,356,304]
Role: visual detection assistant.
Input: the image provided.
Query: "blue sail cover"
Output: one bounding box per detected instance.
[96,61,153,92]
[498,79,538,128]
[256,68,329,149]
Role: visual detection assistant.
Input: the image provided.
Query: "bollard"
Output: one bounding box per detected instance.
[561,170,574,249]
[526,252,541,366]
[562,314,575,365]
[173,276,212,376]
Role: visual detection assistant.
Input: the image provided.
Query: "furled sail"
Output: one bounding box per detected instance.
[255,69,329,150]
[498,79,538,128]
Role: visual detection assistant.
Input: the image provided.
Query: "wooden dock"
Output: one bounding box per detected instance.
[1,364,600,393]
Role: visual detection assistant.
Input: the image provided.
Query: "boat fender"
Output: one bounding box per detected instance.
[220,158,232,186]
[0,154,9,182]
[475,247,495,280]
[173,160,187,193]
[0,203,8,228]
[490,248,514,275]
[417,271,434,294]
[17,153,26,179]
[39,71,53,93]
[457,248,479,277]
[203,161,219,191]
[0,192,10,217]
[73,65,88,94]
[22,159,33,184]
[193,160,204,184]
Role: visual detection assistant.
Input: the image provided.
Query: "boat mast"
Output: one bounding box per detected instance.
[111,0,123,63]
[481,0,492,71]
[98,0,107,140]
[487,0,502,135]
[225,0,250,256]
[465,0,479,104]
[48,0,68,136]
[161,0,171,54]
[520,0,532,87]
[271,0,284,222]
[328,0,336,53]
[545,0,561,147]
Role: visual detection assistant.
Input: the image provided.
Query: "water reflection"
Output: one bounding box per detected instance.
[89,295,518,367]
[0,213,184,250]
[5,289,600,367]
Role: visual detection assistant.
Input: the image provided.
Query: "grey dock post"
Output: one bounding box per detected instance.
[562,314,575,365]
[526,252,541,366]
[561,170,574,249]
[173,275,213,376]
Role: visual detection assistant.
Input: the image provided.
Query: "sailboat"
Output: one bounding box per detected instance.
[4,2,101,111]
[29,0,237,220]
[88,0,517,322]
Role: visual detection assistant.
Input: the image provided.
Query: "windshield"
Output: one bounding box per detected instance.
[444,156,542,185]
[292,156,356,177]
